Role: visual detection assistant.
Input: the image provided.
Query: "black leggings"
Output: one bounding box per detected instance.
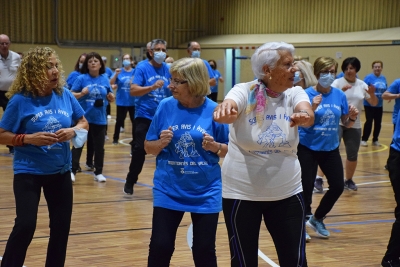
[223,194,307,267]
[113,105,135,142]
[1,172,73,267]
[361,105,383,142]
[147,207,219,267]
[298,144,344,219]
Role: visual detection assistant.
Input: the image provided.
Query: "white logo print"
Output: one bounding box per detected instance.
[257,122,290,148]
[320,109,336,127]
[89,87,102,100]
[175,132,200,159]
[42,116,62,133]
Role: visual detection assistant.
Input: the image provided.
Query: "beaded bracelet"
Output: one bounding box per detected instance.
[12,134,26,146]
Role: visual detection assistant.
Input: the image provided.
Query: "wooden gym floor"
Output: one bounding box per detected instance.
[0,109,396,267]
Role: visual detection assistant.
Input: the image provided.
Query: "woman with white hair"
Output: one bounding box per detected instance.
[214,42,313,267]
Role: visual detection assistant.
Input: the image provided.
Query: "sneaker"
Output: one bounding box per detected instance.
[120,127,125,133]
[373,141,382,146]
[123,183,134,195]
[85,164,94,171]
[94,174,106,182]
[360,141,368,147]
[112,141,118,145]
[381,259,400,267]
[71,172,76,183]
[314,177,324,193]
[107,115,111,119]
[76,166,82,173]
[306,215,330,238]
[105,135,109,141]
[305,231,311,242]
[344,179,358,191]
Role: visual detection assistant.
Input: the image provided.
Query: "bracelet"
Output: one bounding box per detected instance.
[298,110,310,116]
[12,134,26,146]
[216,143,222,155]
[348,117,357,122]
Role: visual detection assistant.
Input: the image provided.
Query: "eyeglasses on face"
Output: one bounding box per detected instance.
[320,70,336,75]
[152,48,167,52]
[169,78,188,86]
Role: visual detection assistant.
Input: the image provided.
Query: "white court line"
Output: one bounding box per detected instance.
[258,250,280,266]
[0,256,27,267]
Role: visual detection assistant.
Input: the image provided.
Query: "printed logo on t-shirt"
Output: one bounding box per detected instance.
[42,116,62,150]
[175,132,200,159]
[257,122,290,148]
[373,81,386,96]
[319,109,336,127]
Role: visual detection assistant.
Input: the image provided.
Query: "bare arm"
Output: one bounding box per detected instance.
[291,101,314,127]
[0,128,58,146]
[144,127,173,155]
[365,85,378,106]
[213,99,239,124]
[382,90,400,100]
[109,68,121,85]
[341,105,359,128]
[202,133,228,158]
[209,78,217,87]
[54,116,89,142]
[130,79,164,97]
[72,87,89,99]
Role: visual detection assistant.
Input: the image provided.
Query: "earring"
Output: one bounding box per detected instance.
[269,76,272,80]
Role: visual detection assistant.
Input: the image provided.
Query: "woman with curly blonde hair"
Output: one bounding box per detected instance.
[0,46,88,267]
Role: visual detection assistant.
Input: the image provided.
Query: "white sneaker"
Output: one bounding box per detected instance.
[71,173,75,183]
[94,174,106,182]
[360,141,368,147]
[105,135,109,141]
[107,115,111,119]
[372,141,381,146]
[120,127,125,133]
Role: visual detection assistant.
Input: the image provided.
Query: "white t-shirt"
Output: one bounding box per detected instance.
[222,80,310,201]
[0,50,21,92]
[332,77,370,129]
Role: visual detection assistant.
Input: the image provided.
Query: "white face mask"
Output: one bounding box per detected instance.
[191,50,201,58]
[78,63,83,69]
[153,51,166,64]
[294,71,303,84]
[318,73,335,88]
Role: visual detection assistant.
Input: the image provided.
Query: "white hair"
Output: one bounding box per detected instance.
[251,42,295,79]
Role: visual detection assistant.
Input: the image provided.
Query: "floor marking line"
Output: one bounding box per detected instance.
[258,249,280,266]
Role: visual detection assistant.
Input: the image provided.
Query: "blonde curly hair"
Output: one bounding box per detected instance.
[6,47,65,98]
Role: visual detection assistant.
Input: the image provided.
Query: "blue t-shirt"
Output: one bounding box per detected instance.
[363,73,387,107]
[66,70,81,89]
[387,79,400,124]
[133,61,171,120]
[146,97,229,213]
[299,87,348,151]
[71,73,112,125]
[210,69,222,93]
[391,110,400,151]
[104,67,113,79]
[0,89,85,175]
[114,68,136,107]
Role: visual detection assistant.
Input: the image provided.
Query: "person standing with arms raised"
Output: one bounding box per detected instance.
[123,39,171,195]
[0,34,21,154]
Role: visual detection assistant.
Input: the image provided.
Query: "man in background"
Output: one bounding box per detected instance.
[0,34,21,154]
[187,41,216,87]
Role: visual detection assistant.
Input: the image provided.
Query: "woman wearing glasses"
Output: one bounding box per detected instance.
[298,57,359,239]
[145,57,229,267]
[213,42,313,267]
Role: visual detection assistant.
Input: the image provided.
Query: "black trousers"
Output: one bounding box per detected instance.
[126,117,151,185]
[223,195,307,267]
[207,92,218,102]
[383,147,400,262]
[113,105,135,142]
[1,172,73,267]
[297,144,344,219]
[361,105,383,142]
[147,207,219,267]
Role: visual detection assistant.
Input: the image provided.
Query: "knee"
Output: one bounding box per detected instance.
[15,217,37,237]
[149,238,175,257]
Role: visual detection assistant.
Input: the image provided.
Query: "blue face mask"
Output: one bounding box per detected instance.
[318,73,335,88]
[294,71,303,85]
[78,63,83,69]
[191,50,201,58]
[153,51,166,64]
[166,63,172,67]
[122,60,131,67]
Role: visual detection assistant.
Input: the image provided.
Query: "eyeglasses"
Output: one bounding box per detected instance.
[169,78,187,86]
[0,42,10,46]
[320,70,336,75]
[152,48,167,52]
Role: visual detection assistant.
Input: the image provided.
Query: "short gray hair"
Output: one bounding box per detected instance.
[150,39,167,49]
[251,42,295,79]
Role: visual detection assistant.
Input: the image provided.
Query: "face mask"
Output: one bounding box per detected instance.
[294,71,303,85]
[153,51,166,64]
[166,63,172,67]
[122,60,131,67]
[78,63,83,69]
[318,73,335,88]
[191,50,201,58]
[210,65,215,70]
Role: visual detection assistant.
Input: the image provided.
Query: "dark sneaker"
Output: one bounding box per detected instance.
[77,166,82,173]
[384,165,388,171]
[123,183,134,195]
[306,215,330,238]
[381,259,400,267]
[314,177,324,193]
[344,179,358,191]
